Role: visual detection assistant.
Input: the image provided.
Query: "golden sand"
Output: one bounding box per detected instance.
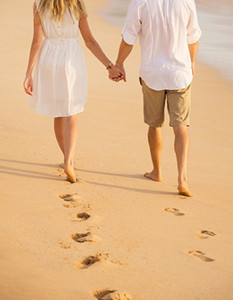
[0,0,233,299]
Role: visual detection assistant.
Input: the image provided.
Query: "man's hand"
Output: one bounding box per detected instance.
[108,64,126,82]
[113,38,133,82]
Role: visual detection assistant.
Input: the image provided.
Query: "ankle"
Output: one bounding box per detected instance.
[152,169,162,176]
[152,169,163,181]
[64,158,73,166]
[178,177,188,187]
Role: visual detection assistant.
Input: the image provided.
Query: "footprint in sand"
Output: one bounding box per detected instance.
[59,193,80,208]
[63,203,79,208]
[164,208,185,216]
[83,203,91,210]
[77,253,109,269]
[188,250,215,262]
[195,230,216,239]
[57,168,64,177]
[70,232,94,243]
[59,193,80,201]
[59,241,71,249]
[93,289,132,300]
[77,212,91,221]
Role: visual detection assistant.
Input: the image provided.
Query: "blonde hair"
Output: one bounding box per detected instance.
[35,0,87,23]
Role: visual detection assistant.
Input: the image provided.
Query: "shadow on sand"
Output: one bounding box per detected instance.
[0,159,176,196]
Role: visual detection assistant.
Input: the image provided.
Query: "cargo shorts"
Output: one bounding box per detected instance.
[141,78,192,127]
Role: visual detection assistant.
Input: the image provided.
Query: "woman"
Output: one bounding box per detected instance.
[23,0,122,183]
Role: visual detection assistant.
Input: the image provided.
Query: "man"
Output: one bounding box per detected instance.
[115,0,202,197]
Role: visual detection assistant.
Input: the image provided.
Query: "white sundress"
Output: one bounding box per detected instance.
[29,0,87,117]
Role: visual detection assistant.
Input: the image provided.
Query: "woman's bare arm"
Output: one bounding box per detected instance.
[24,3,43,95]
[79,17,123,81]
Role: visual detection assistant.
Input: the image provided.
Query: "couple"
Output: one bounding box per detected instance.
[23,0,201,197]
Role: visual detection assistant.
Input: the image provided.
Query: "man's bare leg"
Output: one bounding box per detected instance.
[173,125,192,197]
[63,114,78,183]
[144,126,163,182]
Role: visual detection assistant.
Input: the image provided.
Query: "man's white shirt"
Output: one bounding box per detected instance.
[122,0,202,90]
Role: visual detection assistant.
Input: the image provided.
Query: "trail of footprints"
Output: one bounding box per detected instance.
[58,192,131,300]
[58,189,216,298]
[165,198,216,263]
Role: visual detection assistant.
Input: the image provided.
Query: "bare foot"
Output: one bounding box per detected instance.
[64,164,76,183]
[144,171,163,182]
[178,183,193,197]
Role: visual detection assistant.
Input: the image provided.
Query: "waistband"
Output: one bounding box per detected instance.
[44,37,78,47]
[44,37,78,41]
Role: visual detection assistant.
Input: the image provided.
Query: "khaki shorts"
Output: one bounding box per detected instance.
[141,79,191,127]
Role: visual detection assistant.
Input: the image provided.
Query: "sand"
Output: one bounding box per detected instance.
[0,0,233,299]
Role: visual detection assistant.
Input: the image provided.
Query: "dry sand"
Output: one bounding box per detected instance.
[0,0,233,299]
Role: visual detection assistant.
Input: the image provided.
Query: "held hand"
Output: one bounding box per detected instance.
[108,64,126,82]
[23,74,33,96]
[115,63,126,82]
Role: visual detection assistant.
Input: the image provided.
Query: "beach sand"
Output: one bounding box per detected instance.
[0,0,233,299]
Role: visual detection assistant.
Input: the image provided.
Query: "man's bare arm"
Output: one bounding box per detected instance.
[116,39,134,81]
[188,41,199,75]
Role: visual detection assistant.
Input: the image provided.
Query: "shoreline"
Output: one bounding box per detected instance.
[0,0,233,299]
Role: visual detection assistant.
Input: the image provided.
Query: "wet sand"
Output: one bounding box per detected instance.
[0,0,233,299]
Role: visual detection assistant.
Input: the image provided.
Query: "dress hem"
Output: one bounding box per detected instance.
[29,106,85,118]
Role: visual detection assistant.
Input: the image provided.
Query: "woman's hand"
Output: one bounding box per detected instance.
[23,74,33,96]
[115,63,126,82]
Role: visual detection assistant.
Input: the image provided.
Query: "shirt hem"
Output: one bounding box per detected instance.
[140,76,193,91]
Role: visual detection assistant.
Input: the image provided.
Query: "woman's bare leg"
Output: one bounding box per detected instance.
[54,117,65,155]
[63,114,78,183]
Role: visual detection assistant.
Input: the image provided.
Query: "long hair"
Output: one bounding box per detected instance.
[35,0,87,23]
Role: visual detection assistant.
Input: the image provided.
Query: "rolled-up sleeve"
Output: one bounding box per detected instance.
[187,0,202,44]
[121,0,142,45]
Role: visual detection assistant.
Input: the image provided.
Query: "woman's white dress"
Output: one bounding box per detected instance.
[29,1,87,117]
